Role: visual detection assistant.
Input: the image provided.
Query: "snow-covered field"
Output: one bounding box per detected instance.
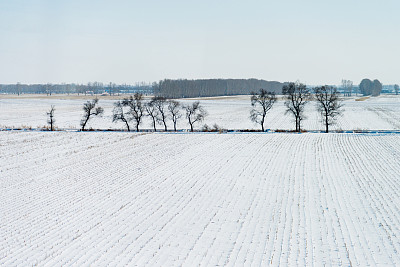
[1,95,400,131]
[1,131,400,266]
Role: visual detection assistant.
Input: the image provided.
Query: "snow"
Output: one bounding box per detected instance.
[1,95,400,131]
[1,131,400,266]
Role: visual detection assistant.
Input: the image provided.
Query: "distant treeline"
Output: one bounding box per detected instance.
[2,79,397,97]
[0,82,153,95]
[153,79,287,98]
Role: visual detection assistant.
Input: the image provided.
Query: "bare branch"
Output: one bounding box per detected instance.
[184,101,207,132]
[80,98,103,131]
[168,100,182,131]
[249,89,276,131]
[282,82,311,132]
[113,100,131,131]
[145,100,159,131]
[314,86,343,133]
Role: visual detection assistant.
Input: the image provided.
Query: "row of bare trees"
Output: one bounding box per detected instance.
[45,83,341,132]
[112,94,207,132]
[250,82,343,133]
[74,94,207,132]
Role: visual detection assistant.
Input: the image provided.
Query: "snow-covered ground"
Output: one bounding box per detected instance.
[1,131,400,266]
[1,95,399,131]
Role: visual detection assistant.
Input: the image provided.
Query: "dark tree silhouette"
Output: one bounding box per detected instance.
[168,100,182,131]
[250,89,276,131]
[80,98,103,131]
[123,93,145,132]
[283,82,311,132]
[184,101,207,132]
[314,86,343,133]
[152,96,169,131]
[47,105,55,131]
[145,100,159,131]
[112,100,130,131]
[394,84,399,95]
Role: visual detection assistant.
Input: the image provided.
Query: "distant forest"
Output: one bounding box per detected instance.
[154,79,287,98]
[0,79,286,98]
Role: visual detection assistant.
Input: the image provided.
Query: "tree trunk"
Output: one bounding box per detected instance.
[261,116,265,132]
[81,116,89,131]
[297,118,301,132]
[325,115,329,133]
[188,117,193,132]
[152,118,157,131]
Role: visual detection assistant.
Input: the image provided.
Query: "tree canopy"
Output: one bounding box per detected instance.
[359,79,382,96]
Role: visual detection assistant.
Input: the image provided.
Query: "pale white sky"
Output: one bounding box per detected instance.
[0,0,399,85]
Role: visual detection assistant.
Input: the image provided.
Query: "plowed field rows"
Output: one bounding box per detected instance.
[1,132,400,266]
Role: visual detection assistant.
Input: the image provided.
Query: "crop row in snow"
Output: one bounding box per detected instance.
[1,131,399,265]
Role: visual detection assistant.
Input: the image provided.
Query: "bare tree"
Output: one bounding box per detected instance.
[124,93,145,132]
[47,105,55,131]
[250,89,276,131]
[112,100,130,131]
[394,84,399,95]
[145,100,159,131]
[283,82,311,132]
[152,96,169,131]
[80,98,104,131]
[168,100,182,131]
[341,79,353,97]
[314,86,343,133]
[184,101,207,132]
